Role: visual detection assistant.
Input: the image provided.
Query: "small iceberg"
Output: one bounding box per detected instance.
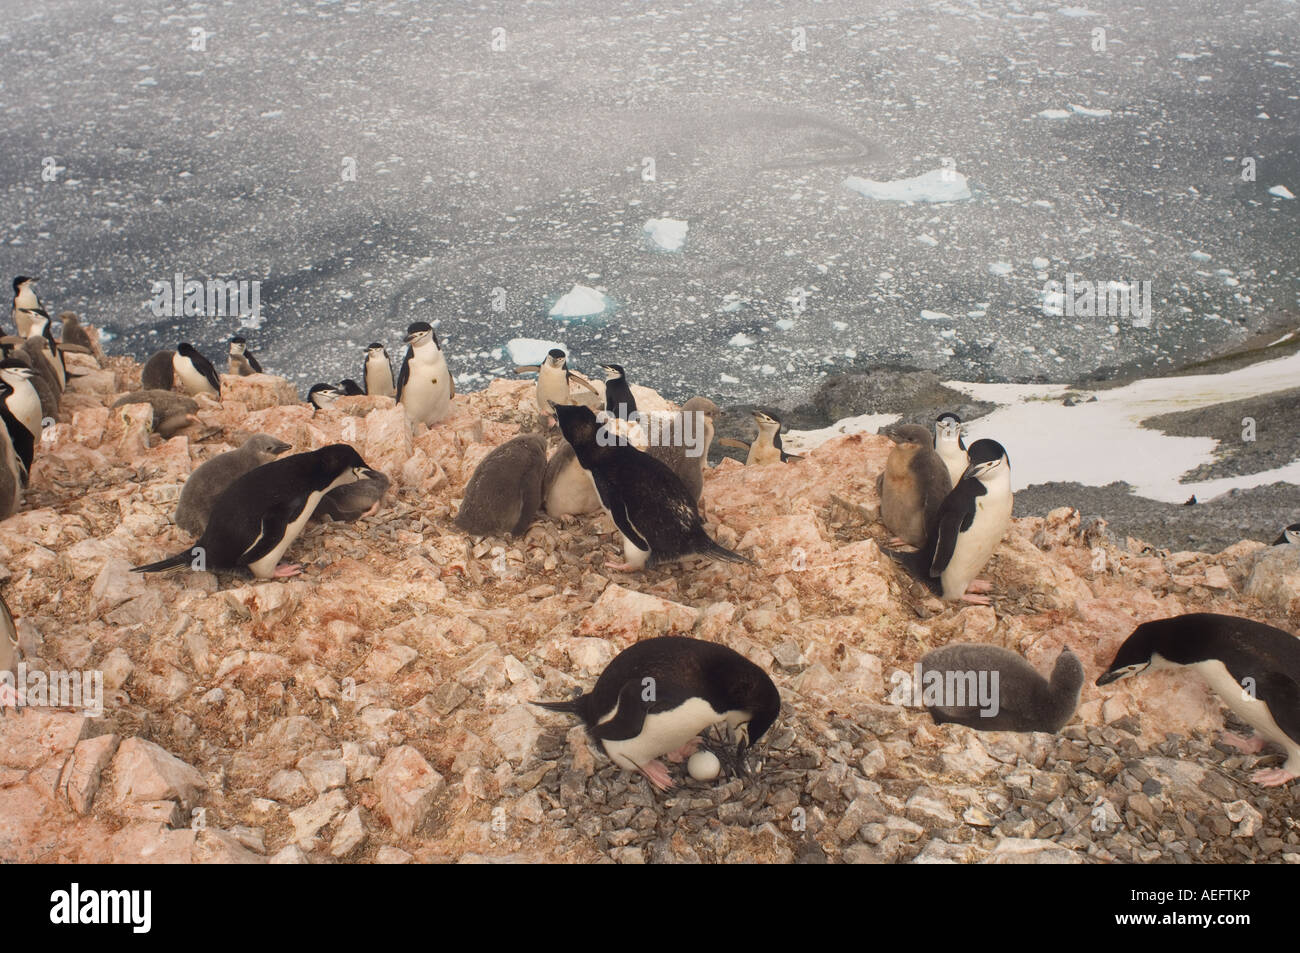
[1036,108,1072,119]
[728,332,756,347]
[507,338,567,366]
[1267,185,1295,199]
[1069,104,1112,117]
[643,218,688,251]
[549,284,608,319]
[844,168,971,203]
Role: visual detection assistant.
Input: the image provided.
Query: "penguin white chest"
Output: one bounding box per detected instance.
[245,471,356,579]
[544,457,600,516]
[937,443,967,488]
[600,697,728,771]
[6,382,42,438]
[173,356,215,396]
[366,357,395,397]
[1190,659,1300,758]
[941,489,1012,598]
[401,351,452,424]
[536,364,571,413]
[748,442,781,466]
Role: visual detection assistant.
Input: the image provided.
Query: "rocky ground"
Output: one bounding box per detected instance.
[1,352,1299,864]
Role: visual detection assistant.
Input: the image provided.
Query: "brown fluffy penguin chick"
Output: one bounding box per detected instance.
[174,433,292,536]
[877,423,952,548]
[312,469,390,523]
[918,644,1083,732]
[141,349,175,390]
[455,434,548,536]
[112,390,199,439]
[58,312,101,360]
[542,440,602,519]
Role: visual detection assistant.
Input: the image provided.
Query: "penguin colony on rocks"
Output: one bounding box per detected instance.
[4,275,1300,813]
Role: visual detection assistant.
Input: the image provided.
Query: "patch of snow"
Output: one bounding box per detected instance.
[843,168,971,203]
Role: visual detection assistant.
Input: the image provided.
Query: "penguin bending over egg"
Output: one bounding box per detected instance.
[876,422,952,548]
[397,322,454,425]
[173,343,220,398]
[133,444,382,580]
[534,636,780,791]
[1274,522,1299,546]
[919,644,1083,732]
[141,350,175,390]
[228,336,262,376]
[363,343,396,398]
[514,349,597,426]
[890,438,1012,603]
[1098,613,1300,787]
[933,412,968,489]
[454,434,548,537]
[174,434,292,536]
[553,403,752,570]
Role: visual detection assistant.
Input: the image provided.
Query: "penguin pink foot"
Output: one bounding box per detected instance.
[274,563,302,578]
[1250,767,1296,787]
[966,579,994,593]
[664,738,701,763]
[605,561,639,572]
[960,591,992,605]
[638,759,674,791]
[361,500,381,519]
[1222,731,1266,754]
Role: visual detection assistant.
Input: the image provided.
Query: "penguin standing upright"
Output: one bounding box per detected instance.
[396,322,454,425]
[0,382,23,519]
[173,343,221,398]
[454,434,548,537]
[134,444,382,580]
[600,363,637,421]
[0,362,43,440]
[892,438,1012,603]
[719,410,802,465]
[228,336,263,376]
[1274,522,1299,545]
[1098,613,1300,787]
[10,276,48,340]
[515,349,598,426]
[0,382,34,483]
[59,312,102,361]
[919,645,1083,732]
[363,343,396,398]
[534,636,781,791]
[24,312,65,391]
[553,403,752,571]
[141,350,175,390]
[933,412,968,489]
[876,422,952,548]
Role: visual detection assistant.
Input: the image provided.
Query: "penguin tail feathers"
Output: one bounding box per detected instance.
[886,547,941,595]
[532,698,582,715]
[132,552,191,574]
[698,536,756,567]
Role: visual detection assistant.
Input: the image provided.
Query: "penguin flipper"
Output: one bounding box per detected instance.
[396,352,412,401]
[929,484,980,577]
[779,450,804,462]
[590,471,650,551]
[716,438,750,452]
[588,681,650,742]
[513,365,541,375]
[568,372,599,395]
[248,353,263,374]
[238,492,312,566]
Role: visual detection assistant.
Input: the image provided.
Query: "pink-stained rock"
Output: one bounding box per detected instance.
[576,584,701,642]
[374,745,445,838]
[1245,545,1300,621]
[60,734,121,814]
[0,710,88,771]
[218,373,299,410]
[109,737,208,810]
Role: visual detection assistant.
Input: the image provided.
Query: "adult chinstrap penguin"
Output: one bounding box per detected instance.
[515,348,597,426]
[397,322,454,425]
[0,362,43,440]
[173,343,221,398]
[534,636,781,790]
[600,363,637,421]
[933,412,968,489]
[308,383,342,410]
[719,410,802,465]
[918,644,1082,732]
[228,337,262,376]
[363,343,396,398]
[553,403,753,571]
[133,444,381,580]
[890,438,1012,603]
[876,422,952,549]
[454,434,548,537]
[10,276,49,340]
[1098,613,1300,787]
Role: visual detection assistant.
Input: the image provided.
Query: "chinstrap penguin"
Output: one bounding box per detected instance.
[338,379,364,396]
[933,413,968,489]
[363,343,396,398]
[0,362,43,440]
[174,434,292,536]
[553,403,752,571]
[308,383,342,411]
[876,422,952,549]
[0,383,23,519]
[919,644,1083,732]
[0,382,34,484]
[600,363,637,421]
[515,348,597,426]
[720,410,802,465]
[228,336,262,376]
[1274,522,1299,546]
[454,433,548,537]
[133,444,381,580]
[11,276,48,340]
[397,322,454,425]
[173,343,221,398]
[1098,613,1300,787]
[534,636,781,790]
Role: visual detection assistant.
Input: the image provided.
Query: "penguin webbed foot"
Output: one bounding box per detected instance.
[273,563,302,578]
[958,593,992,605]
[1221,731,1267,754]
[1250,767,1297,787]
[966,579,994,593]
[638,760,674,791]
[604,560,640,573]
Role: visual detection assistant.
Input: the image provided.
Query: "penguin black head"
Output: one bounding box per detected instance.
[177,342,203,360]
[961,438,1009,480]
[339,379,364,396]
[752,410,782,431]
[308,383,341,408]
[553,402,600,452]
[547,348,566,362]
[934,413,964,445]
[731,673,781,775]
[367,342,387,354]
[405,321,440,349]
[229,336,247,352]
[601,363,626,379]
[12,276,36,294]
[935,412,962,426]
[313,443,381,485]
[1277,522,1300,545]
[1096,619,1164,685]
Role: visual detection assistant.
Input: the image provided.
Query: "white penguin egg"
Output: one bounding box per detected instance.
[687,750,721,781]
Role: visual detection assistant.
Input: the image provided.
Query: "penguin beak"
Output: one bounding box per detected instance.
[271,440,291,454]
[360,468,383,481]
[1095,669,1123,686]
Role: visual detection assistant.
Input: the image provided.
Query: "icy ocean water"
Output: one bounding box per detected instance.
[1,0,1297,405]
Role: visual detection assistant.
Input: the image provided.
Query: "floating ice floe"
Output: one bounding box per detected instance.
[719,372,740,383]
[916,234,939,246]
[920,310,951,320]
[1267,185,1295,199]
[718,294,745,313]
[549,284,608,319]
[507,338,567,366]
[643,218,688,251]
[728,332,755,347]
[989,261,1013,276]
[1069,104,1112,117]
[1058,6,1098,16]
[1036,109,1072,119]
[843,168,971,203]
[1189,250,1212,261]
[775,318,795,331]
